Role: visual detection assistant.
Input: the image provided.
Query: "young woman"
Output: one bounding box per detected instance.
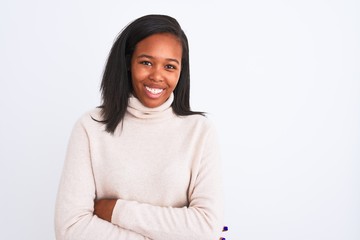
[55,14,225,240]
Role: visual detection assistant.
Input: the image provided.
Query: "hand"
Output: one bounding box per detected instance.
[94,199,117,222]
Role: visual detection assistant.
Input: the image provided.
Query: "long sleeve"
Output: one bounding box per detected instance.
[110,124,224,240]
[54,119,149,240]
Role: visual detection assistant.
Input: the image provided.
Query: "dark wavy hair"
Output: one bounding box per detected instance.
[97,14,204,133]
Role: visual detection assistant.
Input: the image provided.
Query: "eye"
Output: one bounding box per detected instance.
[165,64,176,70]
[140,61,152,66]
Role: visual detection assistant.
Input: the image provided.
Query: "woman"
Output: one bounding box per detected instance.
[55,14,225,240]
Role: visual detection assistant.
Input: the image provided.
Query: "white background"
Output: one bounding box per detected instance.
[1,0,359,239]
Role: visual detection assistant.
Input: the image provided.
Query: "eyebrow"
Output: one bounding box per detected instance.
[137,54,180,65]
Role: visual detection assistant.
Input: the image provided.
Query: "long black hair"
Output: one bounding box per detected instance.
[97,14,204,134]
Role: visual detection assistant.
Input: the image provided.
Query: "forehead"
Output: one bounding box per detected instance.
[133,33,182,57]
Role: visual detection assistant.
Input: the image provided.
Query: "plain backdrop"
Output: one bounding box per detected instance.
[1,0,359,239]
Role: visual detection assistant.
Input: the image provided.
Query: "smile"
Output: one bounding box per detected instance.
[145,86,164,95]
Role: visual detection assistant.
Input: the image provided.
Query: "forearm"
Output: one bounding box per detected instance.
[55,211,149,240]
[111,199,223,240]
[93,196,223,240]
[55,179,149,240]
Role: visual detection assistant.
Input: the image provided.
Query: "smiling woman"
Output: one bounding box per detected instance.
[54,14,225,240]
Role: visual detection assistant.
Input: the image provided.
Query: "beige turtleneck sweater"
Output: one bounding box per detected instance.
[55,94,224,240]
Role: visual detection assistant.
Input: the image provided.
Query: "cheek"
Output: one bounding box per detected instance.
[131,68,144,84]
[171,74,181,88]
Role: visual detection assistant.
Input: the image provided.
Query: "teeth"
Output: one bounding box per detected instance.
[145,86,163,94]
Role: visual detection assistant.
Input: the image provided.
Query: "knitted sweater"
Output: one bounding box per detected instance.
[55,94,224,240]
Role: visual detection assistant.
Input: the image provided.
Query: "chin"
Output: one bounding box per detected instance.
[144,98,165,108]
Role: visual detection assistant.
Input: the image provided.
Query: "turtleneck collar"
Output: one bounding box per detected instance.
[127,93,174,119]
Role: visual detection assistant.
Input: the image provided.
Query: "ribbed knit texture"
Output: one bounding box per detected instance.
[55,94,223,240]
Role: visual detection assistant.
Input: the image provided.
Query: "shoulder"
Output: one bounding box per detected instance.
[185,113,216,127]
[178,113,218,137]
[72,107,105,132]
[182,114,221,156]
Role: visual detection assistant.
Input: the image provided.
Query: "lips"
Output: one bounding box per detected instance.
[145,86,164,95]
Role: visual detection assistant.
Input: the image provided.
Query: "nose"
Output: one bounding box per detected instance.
[149,66,164,82]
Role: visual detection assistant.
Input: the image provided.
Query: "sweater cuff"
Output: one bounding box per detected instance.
[111,199,132,228]
[111,199,121,226]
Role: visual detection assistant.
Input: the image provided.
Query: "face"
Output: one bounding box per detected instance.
[130,33,182,108]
